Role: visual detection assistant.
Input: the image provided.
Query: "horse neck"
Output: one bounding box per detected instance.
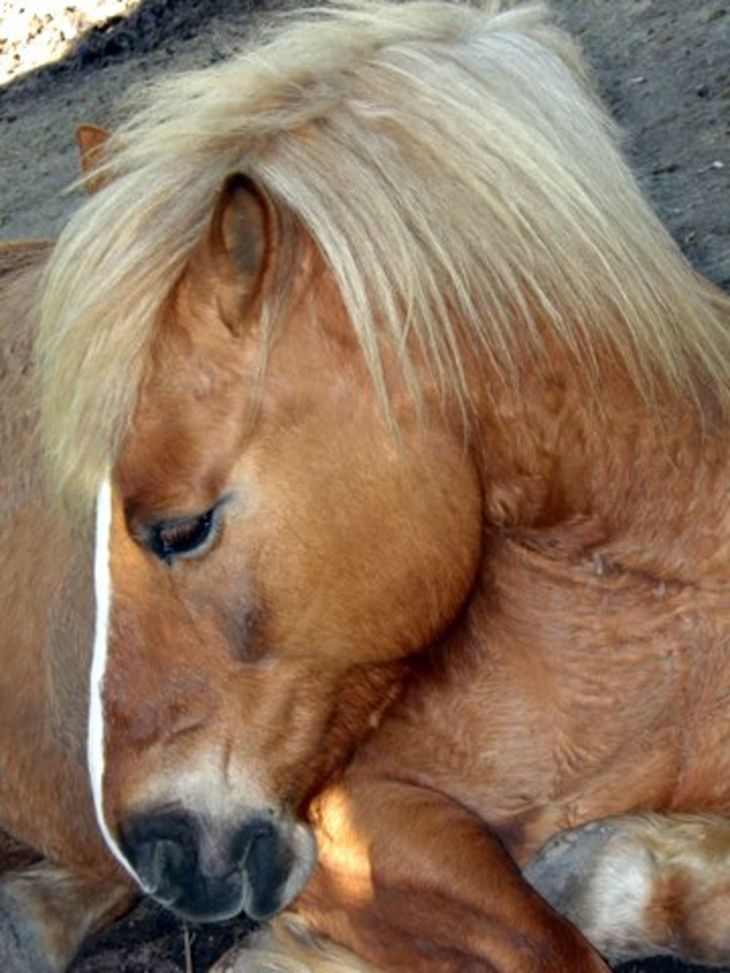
[472,351,730,586]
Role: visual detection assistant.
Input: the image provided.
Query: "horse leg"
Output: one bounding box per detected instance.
[0,861,134,973]
[217,774,610,973]
[524,812,730,967]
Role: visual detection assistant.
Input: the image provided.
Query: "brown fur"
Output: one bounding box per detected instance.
[90,177,730,969]
[0,240,111,875]
[0,240,133,972]
[2,3,730,971]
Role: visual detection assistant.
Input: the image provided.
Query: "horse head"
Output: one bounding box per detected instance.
[87,173,483,921]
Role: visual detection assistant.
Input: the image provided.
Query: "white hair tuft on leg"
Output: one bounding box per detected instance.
[210,913,384,973]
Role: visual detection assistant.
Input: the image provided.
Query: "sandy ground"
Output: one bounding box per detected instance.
[0,1,728,971]
[0,0,139,84]
[1,0,728,289]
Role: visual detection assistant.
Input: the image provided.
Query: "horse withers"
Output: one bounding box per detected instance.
[2,2,730,971]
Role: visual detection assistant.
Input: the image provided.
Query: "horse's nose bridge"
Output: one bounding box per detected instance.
[105,507,252,744]
[104,589,242,751]
[104,657,223,751]
[101,559,274,815]
[107,681,272,823]
[147,668,229,746]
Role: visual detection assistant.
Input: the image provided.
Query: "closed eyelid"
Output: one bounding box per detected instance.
[128,495,232,563]
[127,494,233,536]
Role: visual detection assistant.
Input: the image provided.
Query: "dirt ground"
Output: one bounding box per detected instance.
[0,0,728,971]
[1,0,728,289]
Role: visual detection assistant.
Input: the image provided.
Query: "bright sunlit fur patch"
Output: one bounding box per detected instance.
[39,0,730,507]
[213,914,383,972]
[311,787,374,906]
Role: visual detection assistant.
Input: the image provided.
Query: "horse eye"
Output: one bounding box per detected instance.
[147,507,220,563]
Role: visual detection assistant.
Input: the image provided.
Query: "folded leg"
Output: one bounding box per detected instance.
[219,773,610,972]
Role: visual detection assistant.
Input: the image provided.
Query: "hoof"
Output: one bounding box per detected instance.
[0,887,55,973]
[524,818,656,963]
[0,861,134,973]
[524,820,625,921]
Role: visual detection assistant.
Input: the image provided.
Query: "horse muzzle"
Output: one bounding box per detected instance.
[119,807,316,922]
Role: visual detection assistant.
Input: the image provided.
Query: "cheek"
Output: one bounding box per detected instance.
[232,423,483,662]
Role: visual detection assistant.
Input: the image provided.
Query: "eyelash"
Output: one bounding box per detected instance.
[146,506,222,564]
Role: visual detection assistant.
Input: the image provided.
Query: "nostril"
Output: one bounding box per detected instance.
[231,816,277,862]
[119,809,200,892]
[246,821,286,877]
[235,817,295,920]
[144,838,191,898]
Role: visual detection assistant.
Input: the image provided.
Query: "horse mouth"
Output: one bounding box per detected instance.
[150,864,247,924]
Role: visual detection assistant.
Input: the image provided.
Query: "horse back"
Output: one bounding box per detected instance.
[0,239,104,870]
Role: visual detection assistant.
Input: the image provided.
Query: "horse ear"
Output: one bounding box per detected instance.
[75,124,110,194]
[205,174,278,330]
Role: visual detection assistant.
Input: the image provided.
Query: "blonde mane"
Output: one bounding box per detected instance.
[39,0,730,503]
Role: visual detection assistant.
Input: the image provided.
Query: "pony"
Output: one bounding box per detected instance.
[1,2,729,971]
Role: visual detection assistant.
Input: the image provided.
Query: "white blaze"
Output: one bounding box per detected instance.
[89,477,137,878]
